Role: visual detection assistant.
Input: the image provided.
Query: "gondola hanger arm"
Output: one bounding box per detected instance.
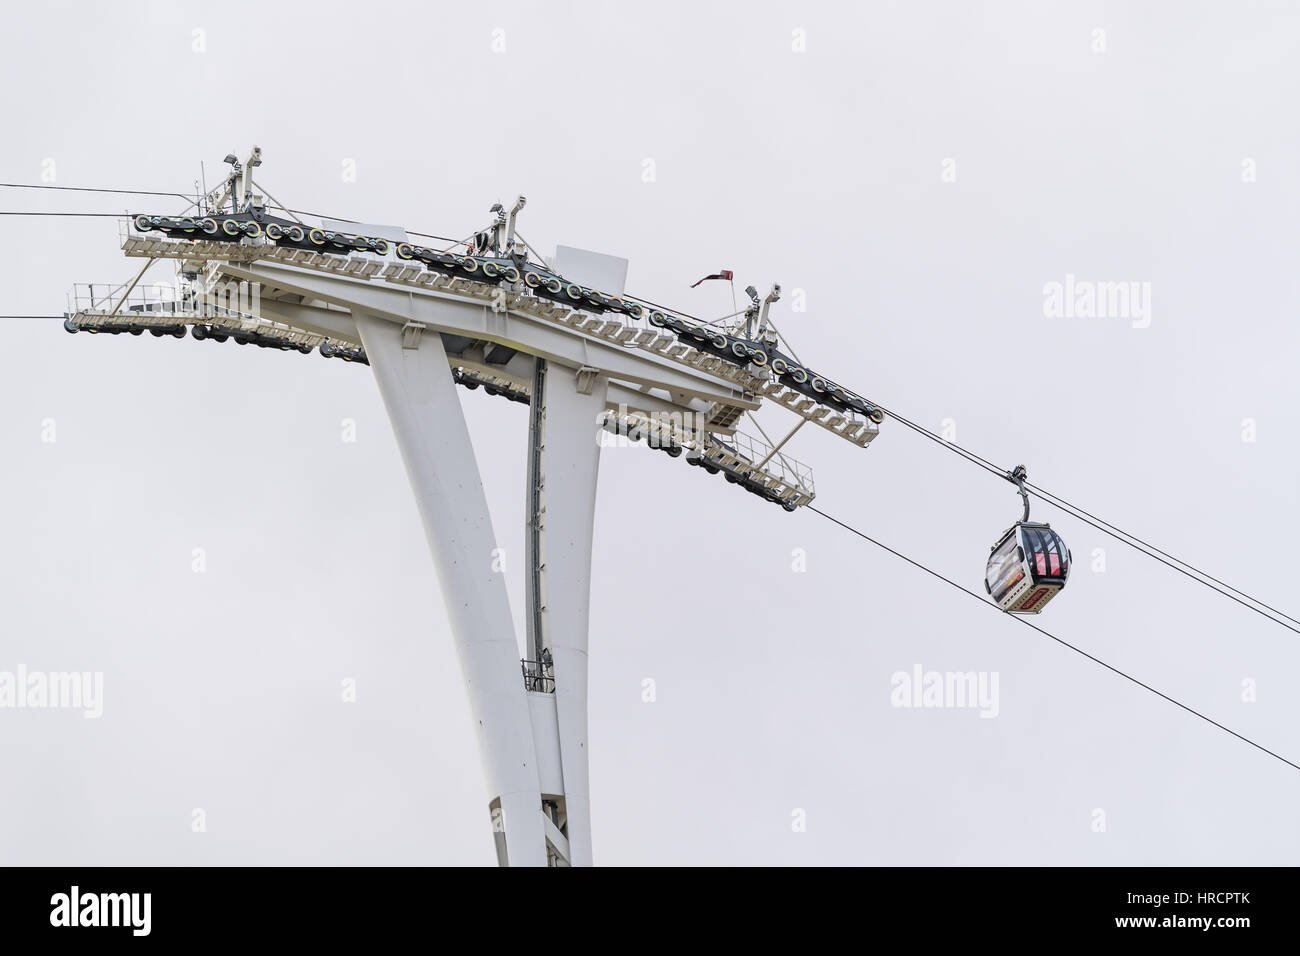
[1008,464,1030,523]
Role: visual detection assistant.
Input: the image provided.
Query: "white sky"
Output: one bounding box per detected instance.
[1,0,1298,864]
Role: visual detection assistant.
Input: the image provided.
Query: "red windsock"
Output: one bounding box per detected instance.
[690,269,734,288]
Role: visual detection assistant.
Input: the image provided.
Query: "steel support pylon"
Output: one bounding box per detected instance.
[357,311,605,866]
[525,358,606,866]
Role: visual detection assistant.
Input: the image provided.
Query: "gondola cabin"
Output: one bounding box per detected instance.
[985,522,1070,614]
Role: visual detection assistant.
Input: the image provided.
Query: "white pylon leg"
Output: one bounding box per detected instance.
[527,361,607,867]
[356,312,547,867]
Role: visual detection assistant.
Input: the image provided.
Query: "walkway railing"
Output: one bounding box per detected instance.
[521,659,555,694]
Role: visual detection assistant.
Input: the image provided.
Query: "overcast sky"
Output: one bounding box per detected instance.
[1,0,1298,865]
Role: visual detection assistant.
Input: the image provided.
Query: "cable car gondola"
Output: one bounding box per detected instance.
[985,465,1070,614]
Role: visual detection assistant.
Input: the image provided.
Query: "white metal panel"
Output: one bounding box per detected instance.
[219,261,755,409]
[553,245,629,297]
[535,363,607,867]
[356,312,547,867]
[322,219,409,243]
[527,691,566,797]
